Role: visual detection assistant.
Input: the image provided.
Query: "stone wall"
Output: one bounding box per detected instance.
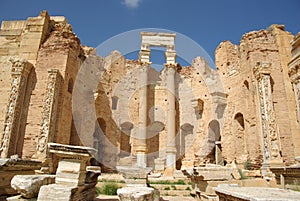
[0,11,299,175]
[0,11,88,164]
[216,25,300,166]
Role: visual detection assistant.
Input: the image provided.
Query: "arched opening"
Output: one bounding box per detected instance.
[234,113,245,130]
[178,123,194,170]
[148,121,164,169]
[233,112,247,163]
[199,120,221,164]
[244,80,249,90]
[112,96,118,110]
[120,122,133,157]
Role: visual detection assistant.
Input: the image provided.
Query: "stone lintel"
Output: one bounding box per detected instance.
[140,32,176,49]
[48,143,96,160]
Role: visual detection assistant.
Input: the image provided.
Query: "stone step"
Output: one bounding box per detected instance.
[150,184,192,191]
[160,189,192,196]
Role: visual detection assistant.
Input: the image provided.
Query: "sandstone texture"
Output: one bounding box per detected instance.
[0,11,299,198]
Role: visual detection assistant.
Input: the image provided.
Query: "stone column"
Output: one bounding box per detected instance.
[164,50,177,172]
[136,49,151,168]
[254,62,283,175]
[0,58,33,158]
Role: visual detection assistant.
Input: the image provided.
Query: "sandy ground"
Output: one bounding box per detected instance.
[95,195,196,201]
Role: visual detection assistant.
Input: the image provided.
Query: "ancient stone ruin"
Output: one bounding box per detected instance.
[0,10,300,200]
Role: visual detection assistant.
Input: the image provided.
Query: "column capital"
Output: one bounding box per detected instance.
[164,63,180,71]
[138,61,152,67]
[254,62,271,80]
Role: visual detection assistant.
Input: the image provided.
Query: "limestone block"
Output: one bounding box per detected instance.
[55,159,87,186]
[11,175,55,198]
[7,195,37,201]
[117,187,160,201]
[37,184,73,201]
[1,20,26,30]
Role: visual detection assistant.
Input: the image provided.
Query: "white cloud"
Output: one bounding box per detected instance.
[122,0,142,9]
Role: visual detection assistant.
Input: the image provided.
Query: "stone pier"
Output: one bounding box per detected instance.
[253,62,283,176]
[37,143,100,201]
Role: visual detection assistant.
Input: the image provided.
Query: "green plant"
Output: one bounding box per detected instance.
[149,180,171,185]
[188,182,192,185]
[171,185,176,190]
[102,183,119,195]
[149,179,186,185]
[174,179,185,185]
[98,179,125,183]
[244,160,251,170]
[185,186,191,191]
[164,186,171,190]
[95,187,101,196]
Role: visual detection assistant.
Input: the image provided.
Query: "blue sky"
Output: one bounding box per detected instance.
[0,0,299,67]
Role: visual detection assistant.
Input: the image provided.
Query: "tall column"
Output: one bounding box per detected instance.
[254,62,283,176]
[136,49,151,168]
[165,50,177,171]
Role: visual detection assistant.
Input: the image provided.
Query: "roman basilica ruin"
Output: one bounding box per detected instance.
[0,11,300,200]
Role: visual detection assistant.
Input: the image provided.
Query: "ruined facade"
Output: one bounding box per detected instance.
[0,11,299,181]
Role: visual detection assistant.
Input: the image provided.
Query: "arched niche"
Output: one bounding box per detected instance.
[147,121,165,168]
[120,121,133,157]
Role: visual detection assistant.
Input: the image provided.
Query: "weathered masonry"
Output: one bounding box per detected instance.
[0,12,299,195]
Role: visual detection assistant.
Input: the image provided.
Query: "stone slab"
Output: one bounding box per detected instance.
[215,185,300,201]
[117,187,159,201]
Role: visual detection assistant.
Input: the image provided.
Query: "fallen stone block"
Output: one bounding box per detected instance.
[11,174,55,198]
